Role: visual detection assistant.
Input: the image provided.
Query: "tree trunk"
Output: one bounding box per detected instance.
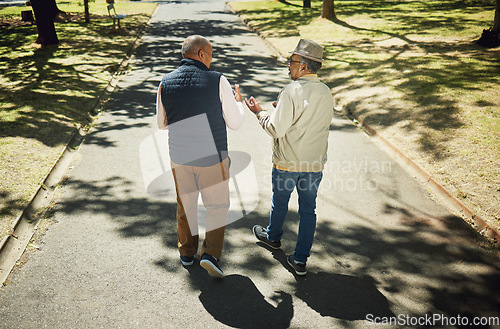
[303,0,311,9]
[322,0,336,20]
[84,0,90,23]
[476,0,500,48]
[493,0,500,32]
[31,0,60,46]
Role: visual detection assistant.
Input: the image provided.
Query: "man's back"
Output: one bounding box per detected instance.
[155,34,244,278]
[160,58,227,167]
[272,75,334,172]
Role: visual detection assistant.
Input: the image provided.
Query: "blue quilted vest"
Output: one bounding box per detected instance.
[160,58,228,167]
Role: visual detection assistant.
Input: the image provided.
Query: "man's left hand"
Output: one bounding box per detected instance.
[244,96,263,114]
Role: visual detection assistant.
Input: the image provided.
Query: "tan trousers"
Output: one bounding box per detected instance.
[171,158,230,260]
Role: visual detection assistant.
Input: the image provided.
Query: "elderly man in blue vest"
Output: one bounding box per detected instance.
[245,39,333,276]
[156,35,244,278]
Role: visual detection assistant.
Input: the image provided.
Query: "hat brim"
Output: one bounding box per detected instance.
[289,51,324,63]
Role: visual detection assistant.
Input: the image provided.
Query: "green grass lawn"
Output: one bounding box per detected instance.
[0,0,157,240]
[230,0,500,235]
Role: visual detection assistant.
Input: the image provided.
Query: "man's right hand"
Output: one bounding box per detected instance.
[233,84,243,103]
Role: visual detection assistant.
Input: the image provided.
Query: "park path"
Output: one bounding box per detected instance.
[0,0,499,328]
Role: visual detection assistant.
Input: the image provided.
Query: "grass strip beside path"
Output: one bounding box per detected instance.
[230,0,500,236]
[0,1,157,241]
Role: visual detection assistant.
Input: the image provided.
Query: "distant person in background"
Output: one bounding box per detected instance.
[245,39,333,276]
[156,35,244,278]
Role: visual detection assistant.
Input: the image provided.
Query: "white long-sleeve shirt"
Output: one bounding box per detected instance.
[156,75,244,130]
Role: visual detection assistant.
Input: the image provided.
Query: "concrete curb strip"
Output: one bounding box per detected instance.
[0,5,159,286]
[0,130,84,286]
[355,115,500,244]
[226,3,499,246]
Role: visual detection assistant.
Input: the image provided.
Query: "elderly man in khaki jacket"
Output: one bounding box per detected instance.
[245,39,333,276]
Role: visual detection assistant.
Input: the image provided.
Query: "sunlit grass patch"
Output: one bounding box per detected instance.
[0,0,157,239]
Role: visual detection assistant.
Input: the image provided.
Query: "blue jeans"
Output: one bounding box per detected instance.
[266,168,323,264]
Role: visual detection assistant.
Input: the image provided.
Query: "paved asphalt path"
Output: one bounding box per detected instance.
[1,0,499,328]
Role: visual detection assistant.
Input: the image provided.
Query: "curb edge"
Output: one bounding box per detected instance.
[355,116,499,245]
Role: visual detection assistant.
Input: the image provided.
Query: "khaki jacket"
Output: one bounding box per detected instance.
[257,75,334,172]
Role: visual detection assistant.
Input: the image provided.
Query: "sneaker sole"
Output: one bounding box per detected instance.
[287,257,307,276]
[253,226,281,250]
[200,260,224,278]
[181,260,194,266]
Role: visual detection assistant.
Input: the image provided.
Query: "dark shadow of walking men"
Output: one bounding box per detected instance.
[181,249,393,328]
[187,270,294,329]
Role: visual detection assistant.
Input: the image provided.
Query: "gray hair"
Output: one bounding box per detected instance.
[300,57,322,73]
